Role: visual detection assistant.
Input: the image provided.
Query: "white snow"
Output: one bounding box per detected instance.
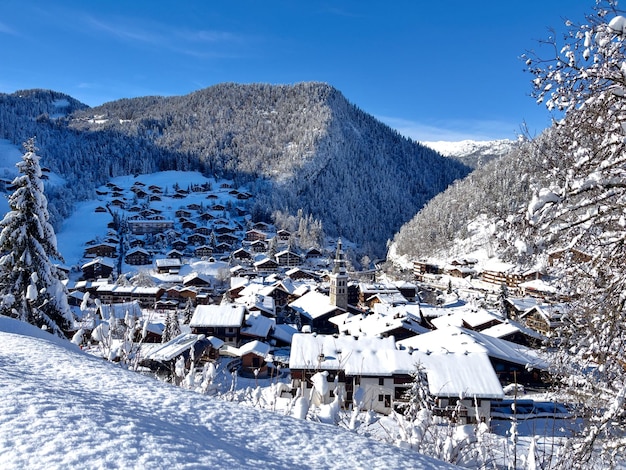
[0,315,451,469]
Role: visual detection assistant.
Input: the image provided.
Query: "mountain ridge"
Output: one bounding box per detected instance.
[0,82,471,257]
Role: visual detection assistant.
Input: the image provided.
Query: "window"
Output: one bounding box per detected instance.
[378,377,385,386]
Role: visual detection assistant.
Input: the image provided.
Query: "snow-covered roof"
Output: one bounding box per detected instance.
[81,257,115,269]
[290,333,415,376]
[288,290,339,320]
[238,340,271,358]
[271,323,298,344]
[430,308,503,330]
[241,312,274,338]
[331,304,428,338]
[189,304,245,328]
[143,333,203,362]
[156,258,182,268]
[398,326,547,370]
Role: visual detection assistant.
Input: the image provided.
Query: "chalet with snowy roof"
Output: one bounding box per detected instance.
[183,272,212,290]
[232,248,252,262]
[238,340,272,377]
[124,247,151,266]
[181,220,198,231]
[249,239,267,253]
[252,221,270,231]
[84,242,117,258]
[149,194,162,202]
[519,303,567,336]
[95,284,164,307]
[165,285,198,301]
[285,267,318,281]
[276,229,291,241]
[195,227,212,236]
[275,250,302,267]
[547,247,592,266]
[400,326,549,392]
[128,219,174,235]
[187,233,207,246]
[171,239,188,252]
[189,304,246,347]
[213,242,231,254]
[331,303,428,340]
[154,258,182,274]
[81,258,115,281]
[94,205,107,213]
[413,259,442,280]
[110,198,125,208]
[288,290,343,334]
[254,257,279,274]
[245,229,267,242]
[358,283,402,308]
[238,293,276,318]
[240,312,274,343]
[141,333,223,372]
[518,279,558,299]
[186,203,202,211]
[194,245,214,258]
[480,260,542,289]
[393,281,418,302]
[290,334,416,415]
[166,249,184,260]
[216,232,238,244]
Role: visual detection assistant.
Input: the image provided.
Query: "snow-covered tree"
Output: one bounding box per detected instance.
[0,139,73,336]
[518,2,626,466]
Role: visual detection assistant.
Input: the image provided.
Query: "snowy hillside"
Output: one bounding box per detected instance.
[0,315,450,469]
[422,139,516,169]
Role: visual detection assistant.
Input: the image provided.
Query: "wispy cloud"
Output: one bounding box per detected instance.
[82,15,249,59]
[377,116,523,142]
[0,21,18,36]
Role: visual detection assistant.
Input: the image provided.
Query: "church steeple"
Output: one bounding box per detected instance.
[330,238,348,310]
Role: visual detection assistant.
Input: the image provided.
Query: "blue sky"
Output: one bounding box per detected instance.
[0,1,593,141]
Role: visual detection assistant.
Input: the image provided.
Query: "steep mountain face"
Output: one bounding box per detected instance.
[388,133,555,267]
[0,83,470,257]
[423,139,517,169]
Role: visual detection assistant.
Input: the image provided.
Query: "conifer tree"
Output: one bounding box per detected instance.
[0,138,73,336]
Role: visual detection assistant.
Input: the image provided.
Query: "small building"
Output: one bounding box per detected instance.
[275,250,302,267]
[155,258,182,274]
[125,247,152,266]
[81,258,114,281]
[84,243,117,258]
[189,304,246,347]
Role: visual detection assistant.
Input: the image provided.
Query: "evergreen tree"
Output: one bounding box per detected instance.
[162,311,173,343]
[182,298,195,324]
[0,138,73,336]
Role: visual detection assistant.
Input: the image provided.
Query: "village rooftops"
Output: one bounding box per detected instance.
[189,304,246,328]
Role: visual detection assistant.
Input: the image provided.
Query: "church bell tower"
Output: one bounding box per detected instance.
[330,238,348,310]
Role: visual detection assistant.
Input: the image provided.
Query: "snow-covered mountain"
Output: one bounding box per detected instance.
[0,85,471,258]
[388,136,546,268]
[0,315,450,469]
[422,139,517,169]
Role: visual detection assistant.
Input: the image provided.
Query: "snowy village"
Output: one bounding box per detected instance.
[1,160,575,467]
[3,2,626,469]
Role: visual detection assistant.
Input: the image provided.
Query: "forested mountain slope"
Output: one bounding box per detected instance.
[388,132,555,266]
[0,83,470,257]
